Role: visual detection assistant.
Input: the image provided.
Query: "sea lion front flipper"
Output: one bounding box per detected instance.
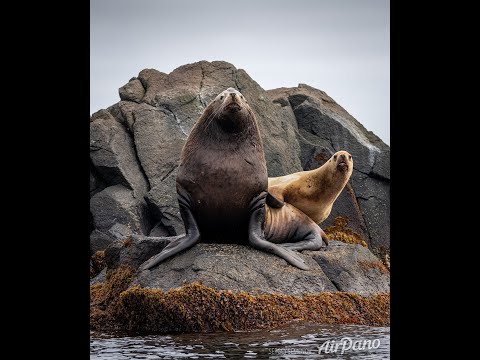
[267,187,285,205]
[139,185,200,271]
[248,192,309,271]
[266,192,284,208]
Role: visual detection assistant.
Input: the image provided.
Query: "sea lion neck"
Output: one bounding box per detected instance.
[311,161,349,202]
[209,112,255,138]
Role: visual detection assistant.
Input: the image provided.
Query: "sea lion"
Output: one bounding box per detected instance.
[264,200,328,251]
[268,151,354,226]
[140,88,311,271]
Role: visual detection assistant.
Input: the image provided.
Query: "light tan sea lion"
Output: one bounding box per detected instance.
[268,151,354,226]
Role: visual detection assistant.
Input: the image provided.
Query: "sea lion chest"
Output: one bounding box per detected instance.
[177,140,267,243]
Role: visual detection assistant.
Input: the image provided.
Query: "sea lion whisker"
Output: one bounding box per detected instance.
[205,102,225,129]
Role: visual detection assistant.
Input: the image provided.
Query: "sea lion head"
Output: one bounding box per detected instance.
[331,150,353,177]
[203,88,255,134]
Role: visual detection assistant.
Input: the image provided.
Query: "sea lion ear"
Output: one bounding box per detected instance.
[266,192,284,208]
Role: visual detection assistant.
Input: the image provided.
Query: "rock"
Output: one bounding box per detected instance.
[134,243,337,296]
[138,68,168,105]
[90,109,149,198]
[144,169,184,236]
[90,268,107,285]
[323,184,367,237]
[90,229,114,254]
[90,185,151,235]
[107,222,132,241]
[90,250,107,279]
[106,102,127,129]
[117,101,141,132]
[351,172,390,259]
[90,170,105,197]
[307,241,390,296]
[119,78,145,103]
[266,84,390,257]
[148,222,170,237]
[149,62,206,134]
[105,234,172,270]
[132,104,187,189]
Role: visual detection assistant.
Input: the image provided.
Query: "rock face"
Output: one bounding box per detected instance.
[115,241,389,296]
[134,243,338,296]
[105,234,172,270]
[90,184,151,235]
[307,241,390,296]
[90,60,390,292]
[90,109,149,198]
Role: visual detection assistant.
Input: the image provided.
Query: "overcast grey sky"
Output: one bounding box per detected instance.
[91,0,389,144]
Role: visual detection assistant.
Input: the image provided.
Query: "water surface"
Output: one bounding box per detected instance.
[91,322,389,359]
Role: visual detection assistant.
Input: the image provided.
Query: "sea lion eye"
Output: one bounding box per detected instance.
[333,155,337,161]
[349,155,352,160]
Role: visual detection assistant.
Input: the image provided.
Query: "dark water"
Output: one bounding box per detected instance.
[90,323,389,359]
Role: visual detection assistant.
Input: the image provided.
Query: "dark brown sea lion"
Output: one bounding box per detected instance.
[140,88,313,271]
[268,150,354,225]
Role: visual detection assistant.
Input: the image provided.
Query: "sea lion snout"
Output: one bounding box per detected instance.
[333,151,353,172]
[222,89,245,113]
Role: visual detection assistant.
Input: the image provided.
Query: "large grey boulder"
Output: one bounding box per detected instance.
[90,109,149,198]
[105,234,172,270]
[90,185,151,235]
[144,168,185,236]
[132,104,187,189]
[89,170,105,197]
[90,229,113,255]
[134,243,338,296]
[307,241,390,296]
[127,241,389,296]
[119,78,145,103]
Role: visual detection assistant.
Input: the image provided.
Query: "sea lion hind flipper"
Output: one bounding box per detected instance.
[282,221,328,251]
[266,192,284,208]
[250,231,310,270]
[139,185,201,271]
[248,192,309,271]
[281,233,323,251]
